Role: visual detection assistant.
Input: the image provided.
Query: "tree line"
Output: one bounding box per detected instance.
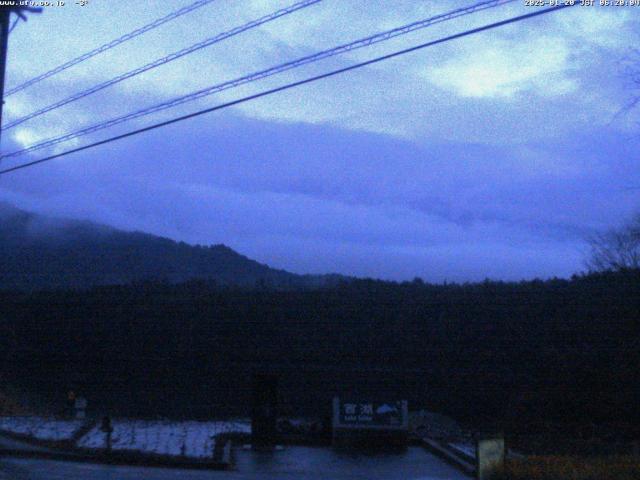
[1,268,638,437]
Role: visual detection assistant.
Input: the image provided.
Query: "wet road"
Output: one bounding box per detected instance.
[0,447,467,479]
[0,435,52,453]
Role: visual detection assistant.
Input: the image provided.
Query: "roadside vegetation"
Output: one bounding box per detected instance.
[493,455,640,480]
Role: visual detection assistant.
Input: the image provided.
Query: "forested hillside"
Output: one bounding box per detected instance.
[0,203,342,290]
[2,269,638,436]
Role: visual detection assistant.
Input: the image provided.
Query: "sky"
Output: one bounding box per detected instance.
[0,0,639,282]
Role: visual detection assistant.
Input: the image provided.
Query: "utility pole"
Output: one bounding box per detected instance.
[0,5,42,145]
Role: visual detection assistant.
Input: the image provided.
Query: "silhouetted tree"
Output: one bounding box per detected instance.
[587,213,640,271]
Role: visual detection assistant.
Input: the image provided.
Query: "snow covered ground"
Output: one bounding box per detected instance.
[77,419,251,459]
[0,416,252,460]
[0,416,85,442]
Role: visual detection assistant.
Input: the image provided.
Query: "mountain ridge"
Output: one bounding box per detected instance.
[0,202,347,290]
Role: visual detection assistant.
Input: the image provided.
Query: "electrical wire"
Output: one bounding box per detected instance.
[4,0,218,97]
[3,0,322,130]
[8,16,18,34]
[0,4,576,176]
[1,0,516,160]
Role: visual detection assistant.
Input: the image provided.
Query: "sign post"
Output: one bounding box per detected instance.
[332,397,408,450]
[74,397,87,419]
[251,373,278,451]
[100,416,113,452]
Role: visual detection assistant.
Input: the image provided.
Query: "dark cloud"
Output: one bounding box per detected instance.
[2,111,638,280]
[2,1,639,281]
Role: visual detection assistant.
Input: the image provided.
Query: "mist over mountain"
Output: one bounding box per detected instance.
[0,203,345,290]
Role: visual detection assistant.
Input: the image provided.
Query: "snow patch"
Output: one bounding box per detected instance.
[0,416,85,441]
[77,419,251,459]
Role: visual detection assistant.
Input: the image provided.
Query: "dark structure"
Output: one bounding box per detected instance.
[251,373,278,450]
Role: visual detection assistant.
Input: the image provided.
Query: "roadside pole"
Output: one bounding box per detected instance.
[0,6,42,146]
[0,7,11,139]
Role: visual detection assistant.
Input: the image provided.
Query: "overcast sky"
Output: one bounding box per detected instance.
[0,0,639,281]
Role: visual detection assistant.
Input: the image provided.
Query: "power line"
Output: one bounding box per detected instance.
[8,16,18,34]
[2,0,516,160]
[3,0,322,131]
[0,4,576,177]
[4,0,218,97]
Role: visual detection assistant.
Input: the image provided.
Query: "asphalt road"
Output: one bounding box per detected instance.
[0,447,467,479]
[0,435,52,453]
